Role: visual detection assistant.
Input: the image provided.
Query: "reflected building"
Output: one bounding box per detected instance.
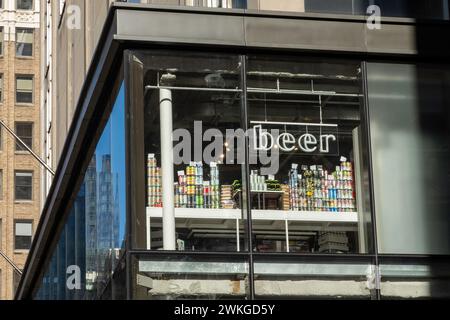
[85,156,98,297]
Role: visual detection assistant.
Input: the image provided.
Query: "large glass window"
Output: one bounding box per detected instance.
[367,62,450,255]
[246,55,371,254]
[136,51,246,252]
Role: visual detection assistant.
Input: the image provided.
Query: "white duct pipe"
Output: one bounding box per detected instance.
[159,88,176,250]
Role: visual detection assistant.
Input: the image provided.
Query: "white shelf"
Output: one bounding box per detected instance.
[146,207,358,223]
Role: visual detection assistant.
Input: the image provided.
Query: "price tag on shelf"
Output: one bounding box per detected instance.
[148,153,155,158]
[340,156,347,162]
[291,163,298,169]
[177,170,185,176]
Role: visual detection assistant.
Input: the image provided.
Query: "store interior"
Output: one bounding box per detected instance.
[142,53,365,254]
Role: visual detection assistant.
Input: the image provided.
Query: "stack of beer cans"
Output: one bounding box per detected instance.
[172,161,222,209]
[147,154,162,207]
[288,159,356,212]
[210,162,220,209]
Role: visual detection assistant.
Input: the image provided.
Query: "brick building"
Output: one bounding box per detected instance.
[0,0,41,300]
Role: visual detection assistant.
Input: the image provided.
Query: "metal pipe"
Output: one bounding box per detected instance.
[0,120,55,176]
[146,85,242,93]
[159,88,176,250]
[145,85,362,98]
[0,250,22,275]
[250,120,338,128]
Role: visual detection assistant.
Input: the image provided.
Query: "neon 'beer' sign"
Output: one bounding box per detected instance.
[252,123,338,154]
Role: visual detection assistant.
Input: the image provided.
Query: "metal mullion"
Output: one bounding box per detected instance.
[240,55,255,300]
[361,61,381,300]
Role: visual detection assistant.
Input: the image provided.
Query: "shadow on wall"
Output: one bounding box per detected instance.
[413,0,450,299]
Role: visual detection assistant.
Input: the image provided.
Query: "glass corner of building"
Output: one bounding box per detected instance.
[32,39,450,301]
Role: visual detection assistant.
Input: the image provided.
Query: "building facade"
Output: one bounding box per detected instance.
[17,1,450,300]
[0,0,41,300]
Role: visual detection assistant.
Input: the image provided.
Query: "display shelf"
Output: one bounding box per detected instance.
[146,207,358,250]
[146,207,358,223]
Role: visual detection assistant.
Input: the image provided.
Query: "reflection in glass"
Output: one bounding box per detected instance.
[35,82,126,300]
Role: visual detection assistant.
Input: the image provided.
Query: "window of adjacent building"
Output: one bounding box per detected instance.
[16,28,33,57]
[14,171,33,201]
[16,75,33,104]
[0,170,3,200]
[14,220,33,250]
[15,122,33,151]
[16,0,33,10]
[0,27,3,56]
[0,74,3,102]
[13,270,21,296]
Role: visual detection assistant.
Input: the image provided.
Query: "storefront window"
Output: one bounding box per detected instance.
[138,51,246,252]
[246,56,371,254]
[131,51,373,254]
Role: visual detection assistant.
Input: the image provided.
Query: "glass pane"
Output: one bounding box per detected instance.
[139,50,246,252]
[379,257,450,299]
[16,222,32,236]
[33,81,126,300]
[17,0,33,10]
[132,254,249,299]
[250,0,449,19]
[246,55,371,254]
[367,62,450,255]
[253,256,374,299]
[15,235,32,250]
